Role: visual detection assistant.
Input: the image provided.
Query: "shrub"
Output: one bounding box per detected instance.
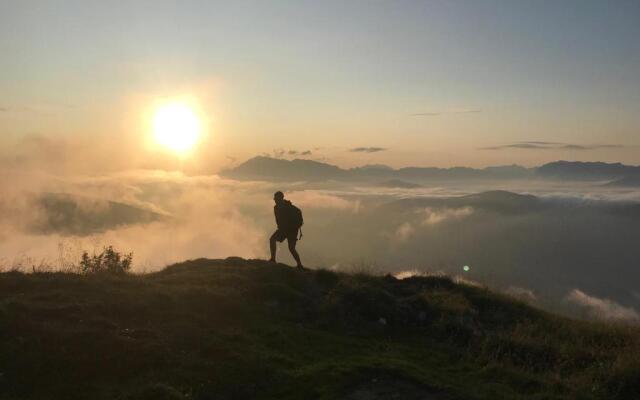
[80,246,132,274]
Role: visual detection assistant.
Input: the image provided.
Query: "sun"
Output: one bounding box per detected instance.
[152,102,201,153]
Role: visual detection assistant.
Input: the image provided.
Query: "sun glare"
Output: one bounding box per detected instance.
[153,102,201,153]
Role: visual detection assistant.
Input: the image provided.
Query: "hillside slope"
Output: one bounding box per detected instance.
[1,258,639,400]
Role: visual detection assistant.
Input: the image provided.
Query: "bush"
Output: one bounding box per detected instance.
[80,246,132,274]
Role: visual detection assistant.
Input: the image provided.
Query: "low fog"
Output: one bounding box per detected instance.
[2,134,640,323]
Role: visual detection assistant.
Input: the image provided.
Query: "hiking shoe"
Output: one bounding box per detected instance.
[296,265,305,270]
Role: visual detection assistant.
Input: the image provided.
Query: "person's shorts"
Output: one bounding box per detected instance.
[271,229,298,243]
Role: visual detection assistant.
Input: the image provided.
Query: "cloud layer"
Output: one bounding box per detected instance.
[567,289,639,322]
[2,133,640,323]
[481,141,624,151]
[349,147,387,153]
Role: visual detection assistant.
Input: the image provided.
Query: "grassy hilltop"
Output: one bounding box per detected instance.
[1,258,639,400]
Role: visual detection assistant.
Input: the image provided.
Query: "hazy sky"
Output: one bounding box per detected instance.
[1,0,639,169]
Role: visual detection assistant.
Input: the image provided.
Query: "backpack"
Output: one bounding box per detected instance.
[289,203,304,239]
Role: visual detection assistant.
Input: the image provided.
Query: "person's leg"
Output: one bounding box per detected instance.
[269,231,278,262]
[287,237,303,268]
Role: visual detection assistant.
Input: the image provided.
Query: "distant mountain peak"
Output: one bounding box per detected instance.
[221,156,640,183]
[536,160,640,181]
[220,156,345,181]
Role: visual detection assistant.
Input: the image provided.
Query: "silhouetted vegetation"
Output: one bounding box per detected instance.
[80,246,132,274]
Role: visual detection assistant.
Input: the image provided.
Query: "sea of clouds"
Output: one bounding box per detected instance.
[2,133,640,323]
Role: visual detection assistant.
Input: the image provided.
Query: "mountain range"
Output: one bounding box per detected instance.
[221,157,640,185]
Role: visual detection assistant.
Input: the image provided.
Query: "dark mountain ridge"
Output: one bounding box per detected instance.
[535,161,640,181]
[221,156,346,181]
[221,157,640,185]
[29,192,165,235]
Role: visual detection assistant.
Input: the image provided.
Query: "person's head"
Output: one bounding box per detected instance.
[273,191,285,204]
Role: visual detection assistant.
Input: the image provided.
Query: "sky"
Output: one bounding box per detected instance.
[1,0,639,170]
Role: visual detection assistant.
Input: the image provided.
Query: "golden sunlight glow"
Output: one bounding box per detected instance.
[153,102,201,153]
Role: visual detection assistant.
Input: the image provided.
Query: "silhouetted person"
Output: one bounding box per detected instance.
[269,191,304,269]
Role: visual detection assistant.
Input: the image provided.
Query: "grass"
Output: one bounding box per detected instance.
[0,257,638,399]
